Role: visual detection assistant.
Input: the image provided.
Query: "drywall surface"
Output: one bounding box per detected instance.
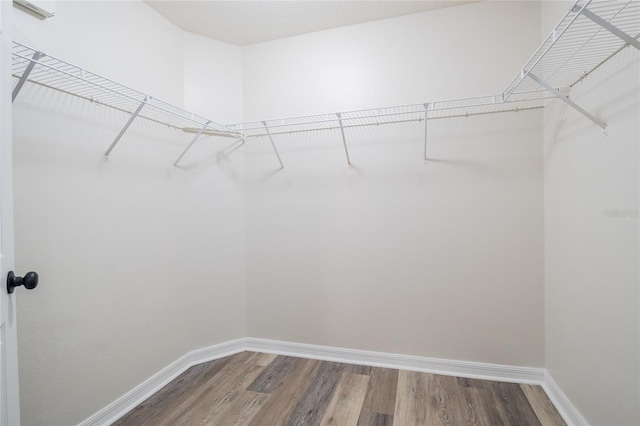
[242,1,541,120]
[243,1,546,367]
[543,3,640,425]
[12,2,245,425]
[183,31,243,123]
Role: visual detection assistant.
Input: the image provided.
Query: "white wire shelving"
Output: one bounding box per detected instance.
[11,41,241,165]
[225,91,551,167]
[503,0,640,132]
[10,0,640,168]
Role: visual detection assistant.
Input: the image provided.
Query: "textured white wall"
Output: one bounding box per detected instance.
[12,2,245,425]
[243,1,545,367]
[542,3,640,425]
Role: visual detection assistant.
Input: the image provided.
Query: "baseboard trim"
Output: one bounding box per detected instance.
[78,338,246,426]
[542,371,588,426]
[245,337,544,385]
[81,337,549,425]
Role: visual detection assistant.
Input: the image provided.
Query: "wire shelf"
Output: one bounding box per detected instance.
[226,91,550,138]
[11,0,639,166]
[11,41,228,134]
[503,0,640,98]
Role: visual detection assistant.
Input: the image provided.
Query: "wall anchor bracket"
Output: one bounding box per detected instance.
[262,121,284,170]
[423,103,429,162]
[527,72,607,132]
[173,121,212,167]
[12,51,45,102]
[104,96,148,159]
[336,113,351,166]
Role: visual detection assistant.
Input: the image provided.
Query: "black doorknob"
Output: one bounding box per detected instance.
[7,271,38,294]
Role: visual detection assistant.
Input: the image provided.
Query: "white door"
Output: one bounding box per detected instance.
[0,2,22,425]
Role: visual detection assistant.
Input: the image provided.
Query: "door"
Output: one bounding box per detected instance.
[0,2,21,425]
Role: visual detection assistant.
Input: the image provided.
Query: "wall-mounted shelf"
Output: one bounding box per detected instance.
[11,41,241,164]
[225,91,551,167]
[503,0,640,132]
[10,0,640,169]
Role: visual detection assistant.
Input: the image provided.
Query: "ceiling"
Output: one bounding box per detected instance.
[145,1,476,46]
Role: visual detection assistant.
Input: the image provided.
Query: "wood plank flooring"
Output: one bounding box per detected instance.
[113,352,565,426]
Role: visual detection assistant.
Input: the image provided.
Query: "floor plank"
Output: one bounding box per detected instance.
[249,358,320,425]
[112,356,232,426]
[115,351,565,426]
[521,384,567,426]
[393,370,429,426]
[247,355,300,394]
[490,381,542,426]
[361,367,398,415]
[321,372,370,426]
[357,410,394,426]
[427,374,467,426]
[153,352,264,425]
[203,390,269,426]
[285,361,347,426]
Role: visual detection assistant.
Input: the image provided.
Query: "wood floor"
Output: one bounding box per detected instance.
[114,351,565,426]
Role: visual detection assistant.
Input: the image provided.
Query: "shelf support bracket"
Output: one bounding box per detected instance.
[12,51,45,102]
[527,72,607,131]
[336,113,352,166]
[573,5,640,51]
[173,121,212,167]
[104,96,148,158]
[423,103,429,162]
[262,121,284,170]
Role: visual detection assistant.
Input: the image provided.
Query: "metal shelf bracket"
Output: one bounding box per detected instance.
[262,121,284,170]
[104,96,148,159]
[336,113,351,166]
[12,50,45,102]
[423,103,429,162]
[173,121,212,167]
[573,5,640,51]
[527,72,607,132]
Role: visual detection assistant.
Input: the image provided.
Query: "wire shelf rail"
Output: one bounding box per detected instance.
[11,41,239,162]
[503,0,640,131]
[10,0,640,168]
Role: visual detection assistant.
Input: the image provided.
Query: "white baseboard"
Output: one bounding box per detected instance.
[78,338,246,426]
[244,337,544,384]
[81,337,550,425]
[542,371,588,426]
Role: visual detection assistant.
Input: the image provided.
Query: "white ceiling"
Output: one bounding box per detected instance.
[146,1,477,46]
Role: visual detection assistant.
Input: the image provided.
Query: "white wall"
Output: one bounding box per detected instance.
[12,2,245,425]
[183,31,243,123]
[242,1,540,120]
[243,1,546,367]
[13,1,638,424]
[542,3,640,425]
